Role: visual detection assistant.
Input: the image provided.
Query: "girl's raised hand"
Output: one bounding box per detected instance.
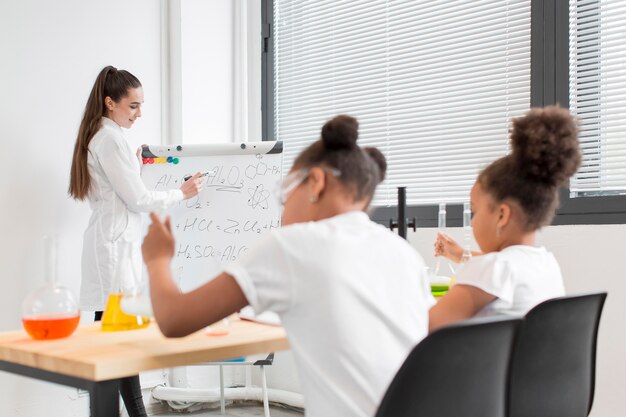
[434,232,463,263]
[180,172,204,199]
[142,213,175,265]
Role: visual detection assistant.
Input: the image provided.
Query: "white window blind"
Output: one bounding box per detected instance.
[273,0,531,205]
[569,0,626,197]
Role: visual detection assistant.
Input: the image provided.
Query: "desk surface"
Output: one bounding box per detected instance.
[0,317,289,381]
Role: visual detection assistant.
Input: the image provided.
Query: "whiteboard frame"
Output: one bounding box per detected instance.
[142,141,283,158]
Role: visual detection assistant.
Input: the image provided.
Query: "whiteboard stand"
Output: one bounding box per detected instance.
[188,353,274,417]
[141,142,283,414]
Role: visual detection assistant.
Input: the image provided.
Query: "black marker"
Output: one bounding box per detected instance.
[184,170,216,181]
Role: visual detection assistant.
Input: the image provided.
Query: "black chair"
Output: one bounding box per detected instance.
[508,292,607,417]
[376,317,521,417]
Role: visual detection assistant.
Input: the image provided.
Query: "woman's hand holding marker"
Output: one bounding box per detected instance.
[136,144,147,164]
[180,172,204,198]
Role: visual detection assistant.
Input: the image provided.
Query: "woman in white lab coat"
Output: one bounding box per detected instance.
[69,65,202,417]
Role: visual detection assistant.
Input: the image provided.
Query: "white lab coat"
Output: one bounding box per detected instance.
[80,117,183,310]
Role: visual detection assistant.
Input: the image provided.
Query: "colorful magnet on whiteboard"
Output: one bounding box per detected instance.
[167,156,173,163]
[148,158,154,164]
[142,158,148,164]
[172,158,179,164]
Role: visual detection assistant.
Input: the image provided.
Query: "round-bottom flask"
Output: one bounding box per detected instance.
[22,236,80,340]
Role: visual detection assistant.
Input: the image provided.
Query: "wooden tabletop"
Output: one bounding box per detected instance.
[0,317,289,381]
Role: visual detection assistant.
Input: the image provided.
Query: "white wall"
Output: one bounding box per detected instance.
[0,0,163,415]
[179,0,234,144]
[178,0,262,144]
[408,224,626,417]
[540,225,625,417]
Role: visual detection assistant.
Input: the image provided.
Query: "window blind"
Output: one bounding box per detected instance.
[569,0,626,197]
[273,0,531,205]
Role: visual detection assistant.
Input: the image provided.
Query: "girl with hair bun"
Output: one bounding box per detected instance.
[429,106,581,332]
[142,115,434,417]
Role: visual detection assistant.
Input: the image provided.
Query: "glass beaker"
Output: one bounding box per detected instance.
[119,265,153,318]
[22,236,80,340]
[101,242,150,331]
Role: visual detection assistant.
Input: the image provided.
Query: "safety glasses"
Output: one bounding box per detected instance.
[275,167,341,205]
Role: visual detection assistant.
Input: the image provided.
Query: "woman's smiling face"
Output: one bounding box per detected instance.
[106,87,144,129]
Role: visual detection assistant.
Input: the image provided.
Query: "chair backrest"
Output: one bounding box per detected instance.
[376,317,520,417]
[507,292,607,417]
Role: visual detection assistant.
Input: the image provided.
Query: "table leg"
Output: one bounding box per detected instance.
[90,379,120,417]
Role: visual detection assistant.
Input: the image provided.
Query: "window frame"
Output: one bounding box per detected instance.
[261,0,626,226]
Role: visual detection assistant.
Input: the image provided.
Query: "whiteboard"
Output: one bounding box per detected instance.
[140,141,283,293]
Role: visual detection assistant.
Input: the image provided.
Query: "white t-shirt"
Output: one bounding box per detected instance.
[225,211,434,417]
[455,245,565,317]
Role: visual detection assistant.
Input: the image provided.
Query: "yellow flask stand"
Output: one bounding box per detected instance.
[101,293,150,331]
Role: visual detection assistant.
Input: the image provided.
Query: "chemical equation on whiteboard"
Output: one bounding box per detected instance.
[175,217,280,235]
[176,243,248,262]
[152,167,243,193]
[151,163,280,194]
[203,166,244,192]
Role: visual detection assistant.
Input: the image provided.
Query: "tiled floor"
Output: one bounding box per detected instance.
[154,402,304,416]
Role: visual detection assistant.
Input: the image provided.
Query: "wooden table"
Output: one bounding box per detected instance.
[0,317,289,416]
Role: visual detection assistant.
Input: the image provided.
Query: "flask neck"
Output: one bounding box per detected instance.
[113,241,138,294]
[43,236,58,286]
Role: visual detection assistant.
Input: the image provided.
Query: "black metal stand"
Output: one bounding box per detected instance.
[0,360,120,417]
[389,187,416,239]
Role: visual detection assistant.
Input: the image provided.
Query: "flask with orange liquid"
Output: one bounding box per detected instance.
[101,242,150,331]
[22,236,80,340]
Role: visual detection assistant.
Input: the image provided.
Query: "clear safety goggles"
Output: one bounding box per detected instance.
[275,167,341,205]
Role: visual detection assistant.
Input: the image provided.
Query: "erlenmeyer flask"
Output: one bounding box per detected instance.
[22,236,80,340]
[101,242,150,331]
[120,262,154,318]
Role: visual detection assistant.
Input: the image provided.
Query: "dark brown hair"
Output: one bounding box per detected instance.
[69,66,141,200]
[293,115,387,203]
[478,105,581,230]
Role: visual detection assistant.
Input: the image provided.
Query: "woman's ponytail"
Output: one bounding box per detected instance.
[69,66,141,200]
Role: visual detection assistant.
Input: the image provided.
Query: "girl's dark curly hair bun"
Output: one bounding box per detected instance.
[479,105,582,230]
[321,115,359,150]
[510,105,581,187]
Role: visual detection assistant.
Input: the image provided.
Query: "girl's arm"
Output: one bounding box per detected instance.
[428,284,496,333]
[142,213,248,337]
